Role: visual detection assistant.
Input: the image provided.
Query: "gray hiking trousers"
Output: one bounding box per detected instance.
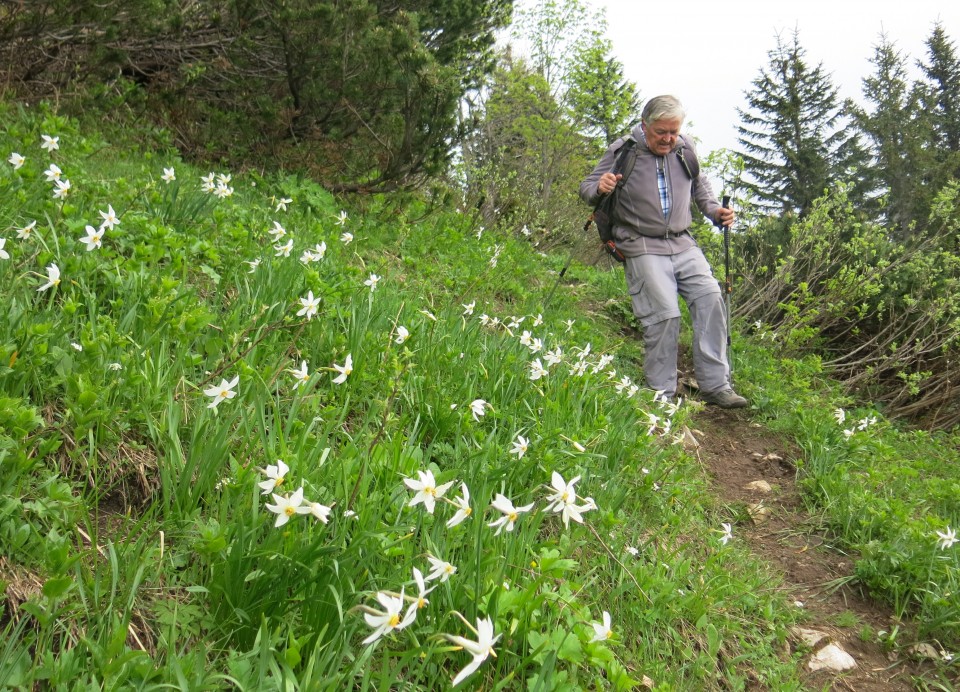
[623,247,730,398]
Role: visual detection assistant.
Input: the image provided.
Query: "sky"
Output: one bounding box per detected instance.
[589,0,957,161]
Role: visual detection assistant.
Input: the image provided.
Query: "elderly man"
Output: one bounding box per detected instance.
[579,94,747,408]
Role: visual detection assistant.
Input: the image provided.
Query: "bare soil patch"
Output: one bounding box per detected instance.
[691,405,932,690]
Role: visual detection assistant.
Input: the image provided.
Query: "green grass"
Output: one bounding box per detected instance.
[1,99,957,689]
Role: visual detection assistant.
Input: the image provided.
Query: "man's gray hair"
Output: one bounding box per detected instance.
[641,95,685,125]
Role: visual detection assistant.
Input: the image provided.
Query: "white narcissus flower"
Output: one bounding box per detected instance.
[544,471,592,528]
[203,375,239,409]
[264,486,311,528]
[44,163,62,182]
[720,522,733,545]
[79,225,104,251]
[936,526,957,550]
[161,167,176,183]
[52,179,71,199]
[487,493,534,535]
[469,399,489,421]
[275,197,292,212]
[40,134,60,151]
[289,360,310,389]
[589,611,614,643]
[532,313,544,326]
[418,309,436,321]
[307,500,332,523]
[259,459,289,495]
[529,358,548,381]
[0,238,8,260]
[544,347,562,367]
[274,238,293,257]
[364,273,381,292]
[16,221,36,240]
[107,362,123,371]
[340,231,353,244]
[403,469,454,514]
[394,325,409,344]
[361,589,416,645]
[331,354,353,384]
[37,263,61,291]
[200,173,216,192]
[425,554,457,583]
[336,210,348,226]
[268,221,286,240]
[519,330,533,347]
[410,567,435,613]
[445,616,501,687]
[462,301,475,316]
[245,258,260,273]
[70,342,82,352]
[8,152,25,169]
[834,408,846,425]
[297,290,320,320]
[99,204,120,231]
[445,482,472,528]
[312,241,327,259]
[510,435,529,459]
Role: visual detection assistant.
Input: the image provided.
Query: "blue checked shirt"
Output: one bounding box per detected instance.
[656,156,670,219]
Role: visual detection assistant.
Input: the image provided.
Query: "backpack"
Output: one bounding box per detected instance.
[591,135,700,263]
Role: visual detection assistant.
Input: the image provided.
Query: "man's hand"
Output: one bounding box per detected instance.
[597,172,622,195]
[714,205,735,228]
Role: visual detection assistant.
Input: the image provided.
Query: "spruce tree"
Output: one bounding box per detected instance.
[918,23,960,185]
[736,31,867,218]
[848,35,934,235]
[565,36,641,148]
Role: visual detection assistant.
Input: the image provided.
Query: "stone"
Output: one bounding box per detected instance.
[808,644,857,672]
[747,502,772,524]
[790,627,829,649]
[744,480,772,493]
[907,643,941,661]
[680,426,700,451]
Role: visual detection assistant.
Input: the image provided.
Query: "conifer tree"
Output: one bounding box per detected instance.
[919,23,960,151]
[736,31,868,218]
[848,35,934,235]
[565,36,641,148]
[917,23,960,186]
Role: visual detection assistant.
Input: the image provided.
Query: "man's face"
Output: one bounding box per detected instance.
[642,118,682,156]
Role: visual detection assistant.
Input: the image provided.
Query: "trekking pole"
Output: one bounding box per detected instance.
[719,194,733,373]
[542,215,592,313]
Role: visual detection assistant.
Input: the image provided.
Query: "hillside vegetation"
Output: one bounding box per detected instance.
[1,101,959,689]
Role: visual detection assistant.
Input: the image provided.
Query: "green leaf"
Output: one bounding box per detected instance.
[41,576,74,599]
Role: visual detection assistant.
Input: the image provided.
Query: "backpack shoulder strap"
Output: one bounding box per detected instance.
[676,134,700,180]
[612,136,638,184]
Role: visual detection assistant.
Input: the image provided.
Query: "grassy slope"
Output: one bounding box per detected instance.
[0,101,956,689]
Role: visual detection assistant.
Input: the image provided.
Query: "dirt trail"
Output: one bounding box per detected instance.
[691,406,929,690]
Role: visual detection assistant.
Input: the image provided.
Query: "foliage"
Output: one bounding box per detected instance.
[735,183,960,428]
[0,99,807,688]
[460,56,594,249]
[0,0,513,192]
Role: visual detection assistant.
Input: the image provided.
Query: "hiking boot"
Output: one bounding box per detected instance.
[701,388,748,409]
